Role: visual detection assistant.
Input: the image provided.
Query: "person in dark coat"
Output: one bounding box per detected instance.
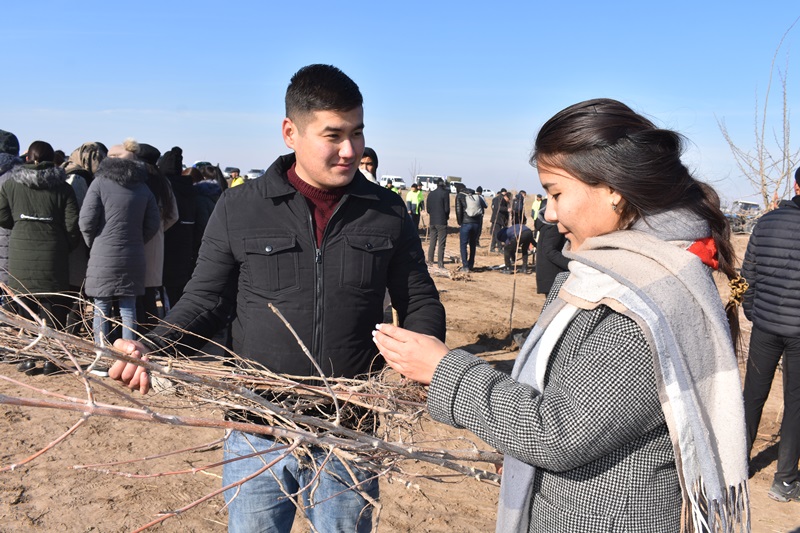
[0,140,80,374]
[80,140,160,356]
[533,198,570,294]
[0,129,22,288]
[137,143,178,332]
[511,189,527,225]
[741,168,800,502]
[158,147,197,309]
[63,142,108,335]
[426,178,450,268]
[489,189,509,252]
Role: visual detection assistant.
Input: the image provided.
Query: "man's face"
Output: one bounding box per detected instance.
[282,107,365,190]
[360,156,376,176]
[230,171,239,179]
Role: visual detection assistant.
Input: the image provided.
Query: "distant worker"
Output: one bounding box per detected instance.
[360,147,379,183]
[496,223,535,274]
[741,167,800,502]
[406,182,425,231]
[489,188,509,253]
[511,189,527,225]
[530,193,543,220]
[455,187,486,273]
[229,168,244,187]
[475,186,486,246]
[426,178,450,268]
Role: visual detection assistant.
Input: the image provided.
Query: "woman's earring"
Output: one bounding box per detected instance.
[611,202,618,211]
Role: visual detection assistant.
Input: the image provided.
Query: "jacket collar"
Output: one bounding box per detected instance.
[259,153,381,202]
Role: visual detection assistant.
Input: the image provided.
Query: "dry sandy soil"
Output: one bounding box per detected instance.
[0,218,798,532]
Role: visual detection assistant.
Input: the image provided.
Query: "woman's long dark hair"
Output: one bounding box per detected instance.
[532,98,740,348]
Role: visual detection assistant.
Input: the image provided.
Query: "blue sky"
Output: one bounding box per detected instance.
[2,1,798,204]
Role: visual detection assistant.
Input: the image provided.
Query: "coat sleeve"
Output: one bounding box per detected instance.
[740,231,757,321]
[142,189,161,244]
[63,185,81,251]
[427,311,665,472]
[146,193,238,354]
[162,182,180,232]
[78,182,102,248]
[455,194,464,225]
[0,183,13,230]
[386,207,446,341]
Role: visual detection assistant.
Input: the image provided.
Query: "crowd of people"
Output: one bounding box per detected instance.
[3,61,798,531]
[0,130,228,375]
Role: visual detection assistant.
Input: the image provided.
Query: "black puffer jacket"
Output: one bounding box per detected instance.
[741,196,800,337]
[148,153,446,378]
[0,163,80,293]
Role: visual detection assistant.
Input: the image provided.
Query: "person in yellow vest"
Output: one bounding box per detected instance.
[406,183,425,231]
[229,168,245,187]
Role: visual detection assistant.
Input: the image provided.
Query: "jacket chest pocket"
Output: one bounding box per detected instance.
[244,236,299,294]
[340,234,394,291]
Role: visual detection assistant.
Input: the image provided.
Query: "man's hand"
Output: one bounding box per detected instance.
[108,339,151,394]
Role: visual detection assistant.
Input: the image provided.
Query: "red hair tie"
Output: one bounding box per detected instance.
[687,237,719,270]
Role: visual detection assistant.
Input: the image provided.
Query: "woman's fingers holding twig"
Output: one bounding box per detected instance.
[109,339,151,395]
[372,324,449,385]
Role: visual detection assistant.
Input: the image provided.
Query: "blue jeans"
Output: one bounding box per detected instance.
[459,223,480,269]
[223,430,379,532]
[93,296,136,345]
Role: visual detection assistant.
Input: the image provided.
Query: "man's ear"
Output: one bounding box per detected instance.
[282,118,297,150]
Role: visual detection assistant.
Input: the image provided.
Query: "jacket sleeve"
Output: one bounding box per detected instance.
[386,208,446,341]
[146,193,238,354]
[163,182,180,232]
[444,193,450,220]
[740,231,757,321]
[78,182,102,248]
[455,194,464,225]
[427,311,664,472]
[0,183,13,230]
[63,185,81,251]
[142,190,161,244]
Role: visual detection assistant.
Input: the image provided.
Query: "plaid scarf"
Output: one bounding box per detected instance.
[498,210,749,532]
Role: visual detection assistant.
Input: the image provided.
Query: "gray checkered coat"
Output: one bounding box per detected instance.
[428,277,682,532]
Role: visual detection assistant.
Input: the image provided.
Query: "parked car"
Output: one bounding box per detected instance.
[481,189,496,198]
[379,175,407,190]
[725,200,762,234]
[245,168,265,180]
[415,174,444,191]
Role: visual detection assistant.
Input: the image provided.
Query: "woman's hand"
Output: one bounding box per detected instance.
[372,323,449,384]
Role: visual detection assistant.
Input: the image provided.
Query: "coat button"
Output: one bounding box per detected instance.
[366,243,373,250]
[265,245,273,253]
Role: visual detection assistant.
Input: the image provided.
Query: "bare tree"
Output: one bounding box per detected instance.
[408,159,421,183]
[717,17,800,209]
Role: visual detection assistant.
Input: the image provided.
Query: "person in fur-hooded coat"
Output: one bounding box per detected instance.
[0,156,80,296]
[80,154,160,343]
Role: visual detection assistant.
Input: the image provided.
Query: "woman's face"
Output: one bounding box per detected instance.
[538,165,622,251]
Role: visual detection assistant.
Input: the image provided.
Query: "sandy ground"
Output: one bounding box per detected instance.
[1,218,798,532]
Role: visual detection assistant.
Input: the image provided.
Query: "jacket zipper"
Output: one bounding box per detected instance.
[308,194,348,372]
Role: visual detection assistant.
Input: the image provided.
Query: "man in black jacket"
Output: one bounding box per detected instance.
[489,188,509,252]
[110,64,446,532]
[426,178,450,268]
[741,168,800,503]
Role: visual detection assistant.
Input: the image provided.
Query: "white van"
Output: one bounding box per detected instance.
[379,175,407,189]
[415,174,444,191]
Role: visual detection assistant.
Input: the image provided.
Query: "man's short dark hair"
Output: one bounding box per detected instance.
[285,64,363,125]
[795,167,800,186]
